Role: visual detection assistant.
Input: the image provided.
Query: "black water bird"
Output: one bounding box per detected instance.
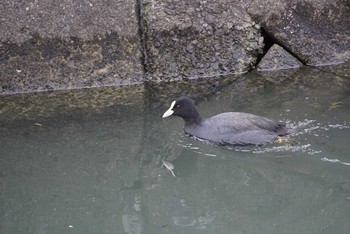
[162,97,289,146]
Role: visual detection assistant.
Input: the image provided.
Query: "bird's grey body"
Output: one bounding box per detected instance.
[184,112,288,146]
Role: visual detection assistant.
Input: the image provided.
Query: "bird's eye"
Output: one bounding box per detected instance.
[176,104,181,108]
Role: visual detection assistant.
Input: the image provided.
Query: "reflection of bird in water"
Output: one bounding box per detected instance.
[161,158,176,177]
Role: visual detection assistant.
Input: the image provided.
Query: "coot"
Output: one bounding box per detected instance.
[162,97,289,146]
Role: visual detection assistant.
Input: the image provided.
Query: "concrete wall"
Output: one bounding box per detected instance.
[0,0,144,94]
[0,0,349,95]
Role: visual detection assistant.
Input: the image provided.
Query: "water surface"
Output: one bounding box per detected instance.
[1,64,350,234]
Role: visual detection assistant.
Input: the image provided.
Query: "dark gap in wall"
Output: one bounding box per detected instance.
[255,27,275,65]
[256,27,307,66]
[135,0,148,78]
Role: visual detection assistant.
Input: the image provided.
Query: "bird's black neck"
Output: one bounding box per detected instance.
[183,116,203,125]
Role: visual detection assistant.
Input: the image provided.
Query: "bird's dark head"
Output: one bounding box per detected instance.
[162,97,200,123]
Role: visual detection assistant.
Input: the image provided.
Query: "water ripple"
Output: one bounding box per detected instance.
[321,157,350,166]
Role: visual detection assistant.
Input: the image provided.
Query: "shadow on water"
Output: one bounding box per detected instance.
[0,62,350,234]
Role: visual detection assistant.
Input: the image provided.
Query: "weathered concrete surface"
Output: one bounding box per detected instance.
[257,44,302,71]
[0,0,143,94]
[240,0,350,66]
[0,1,139,44]
[1,0,349,95]
[141,0,264,81]
[142,0,350,79]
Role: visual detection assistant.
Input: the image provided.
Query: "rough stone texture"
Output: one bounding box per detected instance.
[257,44,302,71]
[239,0,350,66]
[0,0,138,44]
[141,0,264,81]
[0,0,143,94]
[1,0,349,95]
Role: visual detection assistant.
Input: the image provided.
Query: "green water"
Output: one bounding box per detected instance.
[1,64,350,234]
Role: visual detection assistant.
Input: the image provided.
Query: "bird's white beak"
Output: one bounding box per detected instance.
[162,101,176,118]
